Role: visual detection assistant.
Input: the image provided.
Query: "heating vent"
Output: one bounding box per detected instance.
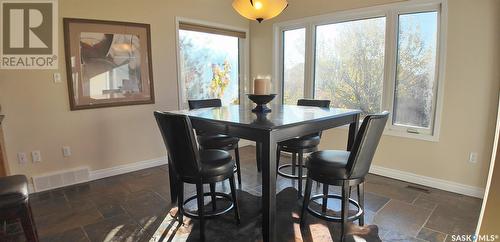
[406,185,431,193]
[32,167,90,192]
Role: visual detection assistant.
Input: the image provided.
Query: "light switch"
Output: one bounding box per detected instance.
[31,150,42,163]
[53,72,61,83]
[62,146,71,157]
[17,152,28,165]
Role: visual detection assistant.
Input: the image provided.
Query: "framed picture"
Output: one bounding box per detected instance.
[63,18,154,110]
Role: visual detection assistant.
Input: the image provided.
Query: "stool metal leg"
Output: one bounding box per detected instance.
[276,146,281,176]
[20,202,39,242]
[229,175,241,224]
[177,181,184,224]
[300,177,313,227]
[196,183,205,241]
[357,183,365,226]
[341,182,350,241]
[297,151,304,198]
[291,153,297,175]
[234,146,242,185]
[209,183,217,211]
[322,184,329,213]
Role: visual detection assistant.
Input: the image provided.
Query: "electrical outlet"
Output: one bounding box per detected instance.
[62,146,71,157]
[31,150,42,163]
[468,152,478,163]
[17,152,28,165]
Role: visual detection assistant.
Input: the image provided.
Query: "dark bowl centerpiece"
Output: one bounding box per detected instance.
[247,94,276,113]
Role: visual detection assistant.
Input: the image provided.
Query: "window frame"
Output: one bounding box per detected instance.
[273,0,447,142]
[175,17,250,109]
[280,25,308,104]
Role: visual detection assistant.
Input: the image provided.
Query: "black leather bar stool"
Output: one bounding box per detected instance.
[276,99,331,197]
[0,175,39,242]
[300,111,389,241]
[188,99,243,186]
[154,111,240,241]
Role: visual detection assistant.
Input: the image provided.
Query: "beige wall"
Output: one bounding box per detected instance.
[0,0,249,178]
[0,0,498,192]
[250,0,500,189]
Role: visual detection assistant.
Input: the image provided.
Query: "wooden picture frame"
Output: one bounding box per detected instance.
[63,18,154,110]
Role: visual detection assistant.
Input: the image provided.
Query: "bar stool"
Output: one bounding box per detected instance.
[276,99,331,197]
[188,99,243,186]
[0,175,39,242]
[300,112,389,241]
[154,111,240,241]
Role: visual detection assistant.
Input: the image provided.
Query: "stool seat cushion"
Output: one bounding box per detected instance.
[0,175,29,208]
[197,134,239,149]
[200,149,235,178]
[306,150,350,179]
[280,134,320,149]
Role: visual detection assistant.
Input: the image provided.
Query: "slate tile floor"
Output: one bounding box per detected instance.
[2,146,481,241]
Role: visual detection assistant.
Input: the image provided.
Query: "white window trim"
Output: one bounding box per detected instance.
[273,0,447,142]
[175,17,250,109]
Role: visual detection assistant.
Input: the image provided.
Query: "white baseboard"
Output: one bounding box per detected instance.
[30,142,254,194]
[239,142,484,197]
[369,165,485,198]
[89,140,253,182]
[30,147,484,199]
[29,157,168,194]
[90,156,168,181]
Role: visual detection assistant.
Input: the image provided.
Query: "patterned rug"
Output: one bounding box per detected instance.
[150,187,381,241]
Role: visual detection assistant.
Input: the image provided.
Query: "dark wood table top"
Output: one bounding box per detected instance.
[168,104,361,130]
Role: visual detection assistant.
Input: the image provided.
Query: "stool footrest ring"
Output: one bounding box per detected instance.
[182,192,234,219]
[306,194,363,222]
[277,164,307,179]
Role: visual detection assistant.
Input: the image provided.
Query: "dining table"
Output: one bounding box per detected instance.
[165,103,361,242]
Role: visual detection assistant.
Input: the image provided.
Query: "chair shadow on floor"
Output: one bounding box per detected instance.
[150,188,381,242]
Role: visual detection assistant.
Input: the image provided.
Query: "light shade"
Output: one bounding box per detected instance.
[232,0,288,23]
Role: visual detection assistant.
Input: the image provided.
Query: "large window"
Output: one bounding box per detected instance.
[276,1,445,140]
[282,28,306,104]
[177,22,246,106]
[315,17,386,114]
[393,12,438,130]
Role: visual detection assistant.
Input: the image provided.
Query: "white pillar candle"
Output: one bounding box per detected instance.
[254,78,270,95]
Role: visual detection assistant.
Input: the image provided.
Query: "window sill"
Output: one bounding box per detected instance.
[383,128,439,142]
[330,123,440,142]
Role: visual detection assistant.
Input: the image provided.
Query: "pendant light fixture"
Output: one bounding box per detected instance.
[232,0,288,23]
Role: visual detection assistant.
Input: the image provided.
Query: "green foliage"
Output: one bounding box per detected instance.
[315,18,386,115]
[210,60,231,99]
[179,35,209,100]
[310,16,435,127]
[179,31,239,104]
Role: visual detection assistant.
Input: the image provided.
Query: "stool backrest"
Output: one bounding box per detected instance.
[154,111,201,178]
[297,99,331,137]
[297,99,330,108]
[188,99,222,110]
[347,111,389,179]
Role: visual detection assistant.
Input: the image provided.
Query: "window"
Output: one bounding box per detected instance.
[276,0,445,140]
[177,21,246,106]
[282,28,306,104]
[315,17,386,115]
[393,12,438,130]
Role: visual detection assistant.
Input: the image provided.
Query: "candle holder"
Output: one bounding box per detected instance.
[247,94,277,113]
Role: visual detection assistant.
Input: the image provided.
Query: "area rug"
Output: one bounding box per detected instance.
[150,187,380,242]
